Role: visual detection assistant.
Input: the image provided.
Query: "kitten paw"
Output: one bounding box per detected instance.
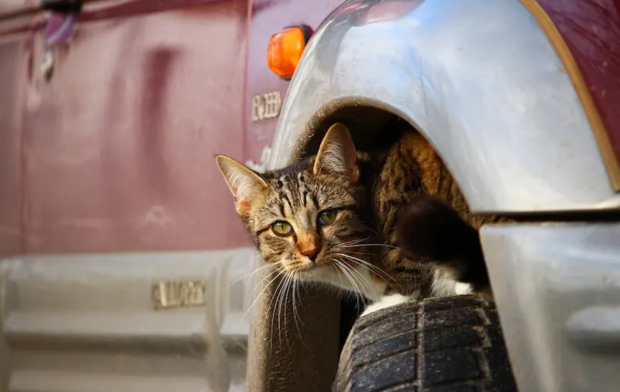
[361,293,412,317]
[454,282,473,295]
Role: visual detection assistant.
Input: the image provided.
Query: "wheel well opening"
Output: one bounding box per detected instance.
[292,104,412,161]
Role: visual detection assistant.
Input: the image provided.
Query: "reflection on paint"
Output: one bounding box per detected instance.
[246,146,272,172]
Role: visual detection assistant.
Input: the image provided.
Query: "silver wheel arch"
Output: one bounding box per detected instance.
[268,0,619,214]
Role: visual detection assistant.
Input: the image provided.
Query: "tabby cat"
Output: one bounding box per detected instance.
[215,123,500,315]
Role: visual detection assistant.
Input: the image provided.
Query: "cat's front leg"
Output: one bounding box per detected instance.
[361,293,413,317]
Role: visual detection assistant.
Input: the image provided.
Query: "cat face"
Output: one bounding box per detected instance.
[216,124,384,297]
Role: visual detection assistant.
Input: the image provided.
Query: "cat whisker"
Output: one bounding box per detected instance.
[268,274,288,350]
[339,250,374,256]
[341,261,372,295]
[279,271,296,348]
[336,252,402,291]
[332,259,363,310]
[284,273,297,347]
[229,260,284,291]
[336,252,389,277]
[333,263,355,302]
[336,243,399,250]
[246,264,285,300]
[292,272,306,343]
[275,274,288,346]
[246,271,280,311]
[280,273,293,350]
[334,252,386,278]
[239,267,283,327]
[337,258,378,300]
[331,260,355,304]
[337,237,371,247]
[287,273,303,346]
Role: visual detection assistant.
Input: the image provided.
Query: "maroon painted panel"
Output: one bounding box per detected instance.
[0,0,31,15]
[1,0,349,256]
[244,0,345,167]
[0,37,25,256]
[10,0,251,254]
[537,0,620,172]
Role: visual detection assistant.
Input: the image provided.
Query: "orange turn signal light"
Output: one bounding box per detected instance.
[267,25,312,80]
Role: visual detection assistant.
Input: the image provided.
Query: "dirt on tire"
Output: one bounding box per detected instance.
[332,295,518,392]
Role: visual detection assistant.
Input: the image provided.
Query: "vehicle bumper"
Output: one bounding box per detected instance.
[482,223,620,392]
[0,250,254,392]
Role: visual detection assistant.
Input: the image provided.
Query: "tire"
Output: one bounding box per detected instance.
[333,295,518,392]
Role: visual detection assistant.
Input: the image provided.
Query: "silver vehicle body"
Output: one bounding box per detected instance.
[0,250,255,392]
[268,0,620,391]
[271,0,618,214]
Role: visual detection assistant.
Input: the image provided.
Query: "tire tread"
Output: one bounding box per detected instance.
[332,295,518,392]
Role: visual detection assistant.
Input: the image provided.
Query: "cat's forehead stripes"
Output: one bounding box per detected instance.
[255,155,360,232]
[271,170,356,213]
[269,170,318,217]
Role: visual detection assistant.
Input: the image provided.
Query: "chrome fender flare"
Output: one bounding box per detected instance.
[268,0,618,213]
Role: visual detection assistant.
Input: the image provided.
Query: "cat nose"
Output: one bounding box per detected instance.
[301,247,319,262]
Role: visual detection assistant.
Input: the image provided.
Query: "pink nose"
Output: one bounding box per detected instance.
[301,247,319,261]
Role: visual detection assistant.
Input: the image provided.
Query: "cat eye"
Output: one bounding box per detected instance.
[318,209,337,226]
[272,221,293,236]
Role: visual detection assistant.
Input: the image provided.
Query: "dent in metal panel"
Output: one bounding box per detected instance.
[22,1,250,254]
[0,249,257,392]
[482,224,620,392]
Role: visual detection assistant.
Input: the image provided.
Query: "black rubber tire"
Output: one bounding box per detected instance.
[332,295,518,392]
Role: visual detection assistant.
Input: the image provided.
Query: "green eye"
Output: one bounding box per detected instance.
[272,221,293,236]
[318,210,337,226]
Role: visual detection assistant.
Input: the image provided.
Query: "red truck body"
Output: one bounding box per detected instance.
[2,0,620,251]
[0,0,342,257]
[1,1,620,391]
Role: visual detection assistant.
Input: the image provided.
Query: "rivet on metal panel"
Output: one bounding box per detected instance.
[152,280,208,310]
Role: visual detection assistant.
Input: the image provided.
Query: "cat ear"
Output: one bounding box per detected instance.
[215,155,269,215]
[313,123,359,181]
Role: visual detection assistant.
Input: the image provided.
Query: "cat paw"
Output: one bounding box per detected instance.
[361,293,412,317]
[454,282,473,295]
